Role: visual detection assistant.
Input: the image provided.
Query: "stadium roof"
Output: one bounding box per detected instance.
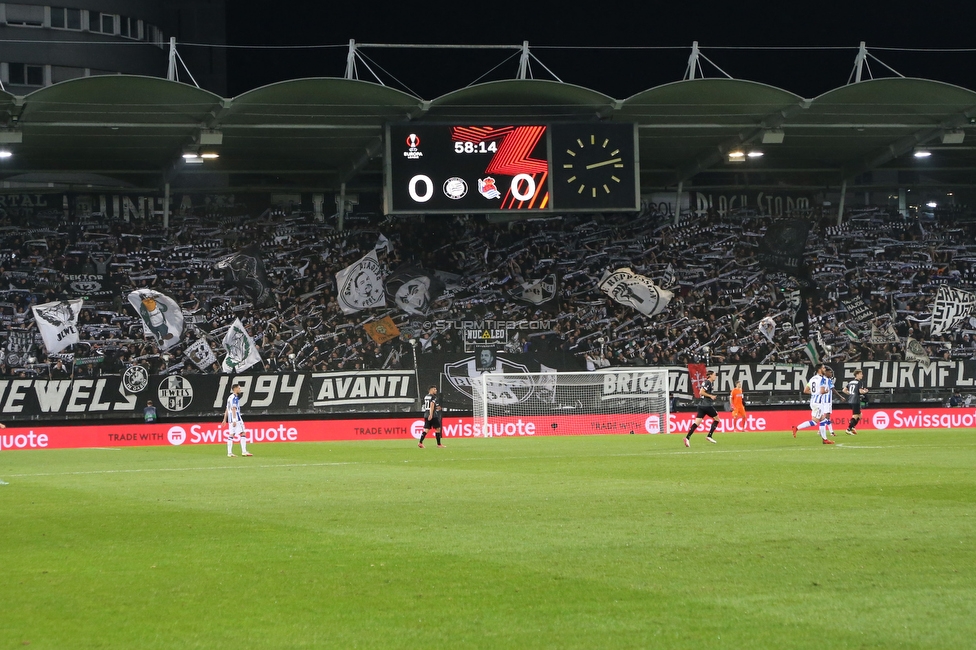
[1,75,975,195]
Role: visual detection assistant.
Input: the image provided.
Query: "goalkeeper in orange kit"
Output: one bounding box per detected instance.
[730,380,747,431]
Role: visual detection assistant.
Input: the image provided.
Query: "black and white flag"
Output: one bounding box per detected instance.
[930,286,976,336]
[758,316,776,343]
[904,337,932,368]
[31,299,82,354]
[336,250,386,315]
[758,219,810,275]
[214,244,273,306]
[598,268,672,316]
[870,323,899,345]
[385,264,443,316]
[4,330,35,366]
[510,274,559,312]
[841,296,874,323]
[184,337,217,371]
[661,263,677,289]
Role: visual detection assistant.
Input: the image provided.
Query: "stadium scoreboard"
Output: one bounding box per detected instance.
[385,122,639,214]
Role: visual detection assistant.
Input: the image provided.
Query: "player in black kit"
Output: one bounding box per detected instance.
[842,369,868,435]
[685,370,720,446]
[419,385,445,448]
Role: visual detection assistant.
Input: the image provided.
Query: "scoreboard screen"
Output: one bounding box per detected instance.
[385,123,638,214]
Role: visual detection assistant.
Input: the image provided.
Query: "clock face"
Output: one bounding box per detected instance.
[550,123,638,211]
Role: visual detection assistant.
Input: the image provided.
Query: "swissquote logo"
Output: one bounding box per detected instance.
[644,414,662,434]
[167,426,187,445]
[410,420,425,439]
[872,411,890,430]
[443,355,533,402]
[158,376,193,412]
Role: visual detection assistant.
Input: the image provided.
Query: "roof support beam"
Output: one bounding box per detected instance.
[673,99,810,184]
[840,104,976,181]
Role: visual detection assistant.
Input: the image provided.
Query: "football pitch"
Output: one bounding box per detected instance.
[2,430,975,649]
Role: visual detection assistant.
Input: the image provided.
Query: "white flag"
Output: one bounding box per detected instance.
[758,316,776,343]
[184,337,217,371]
[598,268,672,316]
[930,286,976,336]
[904,337,932,369]
[335,250,386,314]
[31,299,82,354]
[374,233,394,254]
[128,289,184,351]
[221,318,262,373]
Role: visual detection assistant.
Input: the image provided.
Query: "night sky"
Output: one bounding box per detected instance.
[225,1,976,99]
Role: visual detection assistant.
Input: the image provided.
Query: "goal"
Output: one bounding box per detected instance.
[472,368,670,438]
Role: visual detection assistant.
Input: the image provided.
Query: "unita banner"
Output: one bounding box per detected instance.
[1,407,973,451]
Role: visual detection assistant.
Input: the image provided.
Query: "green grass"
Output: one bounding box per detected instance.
[2,430,975,649]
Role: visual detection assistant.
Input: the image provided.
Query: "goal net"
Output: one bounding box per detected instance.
[472,368,670,438]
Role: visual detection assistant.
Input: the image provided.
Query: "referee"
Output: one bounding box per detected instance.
[685,370,720,446]
[843,369,868,435]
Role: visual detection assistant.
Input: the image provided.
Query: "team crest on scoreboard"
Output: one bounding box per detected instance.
[478,177,501,200]
[443,177,468,200]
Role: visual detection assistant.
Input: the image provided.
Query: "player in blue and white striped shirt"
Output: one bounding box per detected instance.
[221,383,252,457]
[791,364,834,445]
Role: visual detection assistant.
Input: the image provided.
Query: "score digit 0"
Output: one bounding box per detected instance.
[408,175,434,203]
[510,173,536,202]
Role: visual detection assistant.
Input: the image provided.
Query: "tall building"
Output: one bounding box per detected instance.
[0,1,226,95]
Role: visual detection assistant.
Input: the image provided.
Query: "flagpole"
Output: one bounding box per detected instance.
[409,339,421,409]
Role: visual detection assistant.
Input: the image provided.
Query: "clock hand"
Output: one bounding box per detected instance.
[585,157,622,170]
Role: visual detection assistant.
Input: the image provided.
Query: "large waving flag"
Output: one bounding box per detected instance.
[221,318,262,373]
[930,286,976,336]
[128,289,184,351]
[214,244,273,306]
[598,268,672,316]
[510,274,560,312]
[385,264,444,316]
[336,250,386,314]
[31,299,83,354]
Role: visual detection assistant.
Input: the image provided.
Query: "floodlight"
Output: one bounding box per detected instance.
[728,150,745,162]
[0,150,12,159]
[200,152,219,159]
[913,150,932,158]
[926,201,938,208]
[747,150,764,158]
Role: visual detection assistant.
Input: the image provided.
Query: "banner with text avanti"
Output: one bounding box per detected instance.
[2,360,976,423]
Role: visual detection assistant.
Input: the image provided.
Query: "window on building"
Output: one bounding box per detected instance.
[119,15,140,39]
[8,63,45,86]
[5,4,45,26]
[51,7,82,30]
[90,11,117,35]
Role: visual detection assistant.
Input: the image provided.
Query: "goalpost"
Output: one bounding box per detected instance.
[472,368,670,438]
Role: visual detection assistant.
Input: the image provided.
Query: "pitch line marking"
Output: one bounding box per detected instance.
[4,440,973,479]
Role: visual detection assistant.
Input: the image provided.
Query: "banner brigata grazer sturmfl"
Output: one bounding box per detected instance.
[3,360,976,423]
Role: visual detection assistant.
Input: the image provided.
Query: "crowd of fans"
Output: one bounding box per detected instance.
[2,200,976,380]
